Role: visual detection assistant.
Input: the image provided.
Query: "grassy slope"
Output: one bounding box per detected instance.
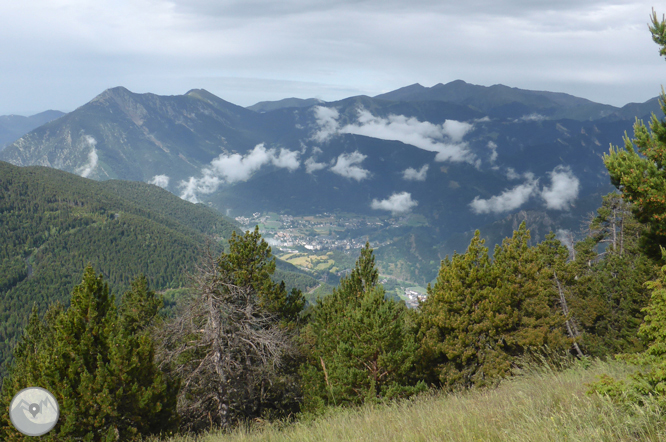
[153,359,666,442]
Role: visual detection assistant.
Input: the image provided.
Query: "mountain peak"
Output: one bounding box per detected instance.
[89,87,137,107]
[374,83,427,101]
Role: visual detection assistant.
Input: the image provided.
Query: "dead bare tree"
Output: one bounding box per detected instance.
[154,249,296,432]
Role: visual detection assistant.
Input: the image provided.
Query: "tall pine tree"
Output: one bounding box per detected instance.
[0,267,177,441]
[300,243,424,412]
[418,224,570,390]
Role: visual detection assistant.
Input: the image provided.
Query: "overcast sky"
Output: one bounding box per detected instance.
[2,0,665,115]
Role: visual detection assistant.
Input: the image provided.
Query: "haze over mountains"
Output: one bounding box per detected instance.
[0,110,64,151]
[0,79,661,283]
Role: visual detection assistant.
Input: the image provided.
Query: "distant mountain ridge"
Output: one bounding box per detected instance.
[1,81,660,285]
[247,97,325,113]
[374,80,661,121]
[0,110,65,150]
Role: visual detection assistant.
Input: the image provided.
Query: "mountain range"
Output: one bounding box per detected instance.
[0,110,64,150]
[0,79,660,284]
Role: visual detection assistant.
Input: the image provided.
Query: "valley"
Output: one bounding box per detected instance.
[235,210,430,303]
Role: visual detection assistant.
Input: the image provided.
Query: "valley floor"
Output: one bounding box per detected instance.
[152,359,666,442]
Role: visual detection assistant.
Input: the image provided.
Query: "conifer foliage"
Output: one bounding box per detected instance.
[300,243,425,411]
[603,10,666,261]
[0,266,177,441]
[418,223,569,389]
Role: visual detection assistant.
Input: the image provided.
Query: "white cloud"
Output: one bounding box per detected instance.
[311,106,340,143]
[469,177,538,214]
[556,228,575,254]
[442,120,473,143]
[271,148,300,170]
[505,167,520,180]
[310,106,477,165]
[178,174,222,204]
[371,192,418,215]
[487,140,498,163]
[470,165,580,214]
[178,143,301,202]
[149,174,170,188]
[77,135,98,178]
[330,151,370,181]
[403,164,429,181]
[540,165,580,210]
[518,113,547,122]
[305,156,328,174]
[207,143,300,183]
[333,108,477,164]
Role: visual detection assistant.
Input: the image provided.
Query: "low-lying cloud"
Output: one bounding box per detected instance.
[371,192,418,215]
[540,165,580,210]
[487,141,498,163]
[330,151,370,181]
[179,143,300,203]
[469,177,538,215]
[77,135,98,178]
[469,165,580,214]
[311,106,477,165]
[312,106,340,143]
[403,164,429,181]
[149,174,170,188]
[304,157,328,174]
[556,229,575,256]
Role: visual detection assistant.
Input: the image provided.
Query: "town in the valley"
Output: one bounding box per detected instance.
[234,211,429,306]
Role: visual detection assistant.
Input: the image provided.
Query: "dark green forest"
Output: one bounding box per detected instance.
[0,161,319,375]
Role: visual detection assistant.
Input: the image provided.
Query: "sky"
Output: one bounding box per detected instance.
[2,0,666,115]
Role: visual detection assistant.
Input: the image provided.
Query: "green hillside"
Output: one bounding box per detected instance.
[0,161,320,374]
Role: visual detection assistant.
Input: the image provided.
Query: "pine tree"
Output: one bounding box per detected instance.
[591,246,666,407]
[217,227,304,324]
[0,267,177,441]
[566,194,659,356]
[300,243,424,411]
[417,230,496,388]
[419,225,570,390]
[603,11,666,261]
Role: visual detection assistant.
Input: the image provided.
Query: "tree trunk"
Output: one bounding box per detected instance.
[554,272,584,358]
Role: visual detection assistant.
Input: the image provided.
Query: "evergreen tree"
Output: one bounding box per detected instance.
[418,225,570,390]
[567,194,659,356]
[0,267,177,441]
[591,246,666,407]
[300,243,424,411]
[417,230,496,388]
[603,11,666,261]
[218,227,305,324]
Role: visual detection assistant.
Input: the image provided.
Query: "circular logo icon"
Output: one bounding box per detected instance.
[9,387,59,436]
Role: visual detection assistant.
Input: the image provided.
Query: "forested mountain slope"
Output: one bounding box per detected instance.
[0,161,319,374]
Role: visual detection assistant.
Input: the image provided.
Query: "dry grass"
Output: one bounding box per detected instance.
[152,359,666,442]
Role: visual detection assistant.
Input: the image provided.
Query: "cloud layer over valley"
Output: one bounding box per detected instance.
[179,143,301,203]
[470,166,580,214]
[312,106,478,165]
[371,192,418,215]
